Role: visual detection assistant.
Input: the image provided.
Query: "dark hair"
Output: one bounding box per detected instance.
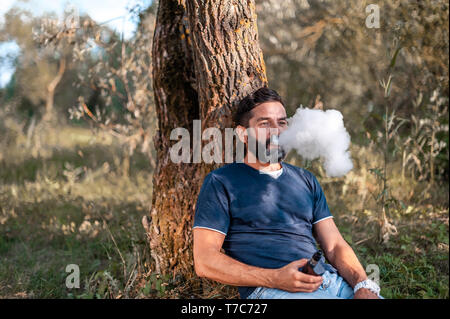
[233,87,285,127]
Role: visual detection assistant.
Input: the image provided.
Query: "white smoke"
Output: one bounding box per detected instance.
[279,107,353,177]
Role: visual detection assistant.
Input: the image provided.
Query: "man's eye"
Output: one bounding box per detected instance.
[279,121,287,126]
[259,122,269,126]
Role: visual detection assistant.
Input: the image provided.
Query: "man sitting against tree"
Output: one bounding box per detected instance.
[192,87,382,299]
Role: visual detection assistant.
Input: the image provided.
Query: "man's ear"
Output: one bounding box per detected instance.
[235,125,248,144]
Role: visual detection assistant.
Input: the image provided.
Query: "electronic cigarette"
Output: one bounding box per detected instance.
[300,250,326,276]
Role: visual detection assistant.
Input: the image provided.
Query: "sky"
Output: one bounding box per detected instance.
[0,0,151,87]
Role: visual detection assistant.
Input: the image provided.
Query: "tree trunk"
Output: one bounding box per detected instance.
[144,0,268,285]
[44,58,66,122]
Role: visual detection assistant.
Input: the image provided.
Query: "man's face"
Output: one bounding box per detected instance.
[238,101,288,163]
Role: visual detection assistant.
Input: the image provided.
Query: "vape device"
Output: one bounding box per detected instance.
[300,250,326,276]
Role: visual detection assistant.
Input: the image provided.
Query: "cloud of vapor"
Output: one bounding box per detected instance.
[279,107,353,177]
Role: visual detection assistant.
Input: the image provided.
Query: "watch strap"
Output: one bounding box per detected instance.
[354,279,380,296]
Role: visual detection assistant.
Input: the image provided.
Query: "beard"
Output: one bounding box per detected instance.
[246,134,286,163]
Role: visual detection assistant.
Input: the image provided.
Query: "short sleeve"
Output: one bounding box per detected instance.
[310,174,333,224]
[193,173,230,235]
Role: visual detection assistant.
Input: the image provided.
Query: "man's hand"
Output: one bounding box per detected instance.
[354,288,380,299]
[270,259,323,293]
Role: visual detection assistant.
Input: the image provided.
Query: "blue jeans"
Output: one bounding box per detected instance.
[246,271,384,299]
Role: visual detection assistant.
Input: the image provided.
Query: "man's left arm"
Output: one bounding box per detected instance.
[313,218,379,299]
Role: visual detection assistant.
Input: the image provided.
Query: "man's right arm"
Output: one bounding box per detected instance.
[193,228,323,293]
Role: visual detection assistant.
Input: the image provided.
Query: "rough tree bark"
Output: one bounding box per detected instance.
[143,0,268,284]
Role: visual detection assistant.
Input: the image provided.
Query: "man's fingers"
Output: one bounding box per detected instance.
[296,272,323,284]
[282,259,324,293]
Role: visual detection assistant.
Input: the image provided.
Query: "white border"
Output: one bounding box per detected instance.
[312,215,334,225]
[192,226,227,236]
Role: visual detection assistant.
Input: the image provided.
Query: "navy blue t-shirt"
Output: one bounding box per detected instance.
[193,162,337,299]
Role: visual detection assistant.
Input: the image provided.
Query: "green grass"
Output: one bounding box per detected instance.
[0,124,448,299]
[0,125,153,298]
[333,205,449,299]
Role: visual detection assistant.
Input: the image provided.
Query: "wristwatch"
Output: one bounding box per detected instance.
[353,279,380,297]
